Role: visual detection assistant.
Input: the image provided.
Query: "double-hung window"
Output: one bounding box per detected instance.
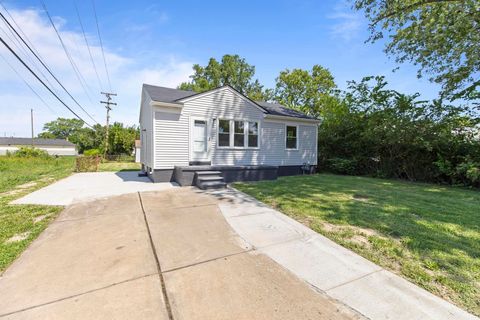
[286,125,297,149]
[218,120,230,147]
[248,121,258,147]
[234,121,245,147]
[217,120,259,148]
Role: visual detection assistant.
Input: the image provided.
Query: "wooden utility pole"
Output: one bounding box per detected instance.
[100,92,117,157]
[30,108,34,147]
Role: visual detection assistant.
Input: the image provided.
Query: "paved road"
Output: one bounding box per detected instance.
[0,188,362,320]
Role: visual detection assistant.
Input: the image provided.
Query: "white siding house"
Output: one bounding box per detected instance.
[0,137,77,156]
[139,84,319,185]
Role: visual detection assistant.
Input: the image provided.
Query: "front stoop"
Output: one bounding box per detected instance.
[195,171,226,190]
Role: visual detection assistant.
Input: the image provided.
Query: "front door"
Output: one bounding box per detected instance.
[191,119,208,161]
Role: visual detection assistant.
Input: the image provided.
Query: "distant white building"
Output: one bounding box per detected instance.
[0,137,77,156]
[134,139,141,163]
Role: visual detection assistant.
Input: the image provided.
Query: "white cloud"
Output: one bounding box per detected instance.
[328,2,363,41]
[0,7,193,136]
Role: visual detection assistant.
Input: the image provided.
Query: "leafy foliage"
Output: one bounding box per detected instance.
[10,147,50,158]
[354,0,480,103]
[178,54,272,101]
[274,65,338,117]
[318,76,480,186]
[39,118,138,155]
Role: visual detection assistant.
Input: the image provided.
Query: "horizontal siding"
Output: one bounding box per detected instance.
[183,88,265,120]
[150,87,317,169]
[154,111,189,168]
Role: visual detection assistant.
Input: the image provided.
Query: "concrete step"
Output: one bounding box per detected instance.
[195,171,222,176]
[197,181,227,190]
[197,176,224,182]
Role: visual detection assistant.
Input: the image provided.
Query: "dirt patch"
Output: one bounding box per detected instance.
[33,215,49,223]
[15,182,37,189]
[350,234,372,247]
[5,232,31,243]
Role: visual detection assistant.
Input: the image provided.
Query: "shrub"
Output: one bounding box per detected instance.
[83,148,101,156]
[12,147,50,158]
[75,156,100,172]
[326,158,358,175]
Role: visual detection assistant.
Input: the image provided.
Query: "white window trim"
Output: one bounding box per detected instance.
[285,124,299,151]
[216,119,260,150]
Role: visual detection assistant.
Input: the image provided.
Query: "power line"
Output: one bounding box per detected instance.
[0,35,93,127]
[92,0,112,91]
[0,7,99,125]
[0,15,58,96]
[0,51,56,114]
[74,1,103,92]
[40,1,97,108]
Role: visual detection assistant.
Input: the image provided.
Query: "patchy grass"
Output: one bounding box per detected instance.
[0,156,75,272]
[98,161,141,172]
[234,174,480,316]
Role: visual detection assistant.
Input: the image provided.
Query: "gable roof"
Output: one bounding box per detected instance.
[0,137,76,147]
[142,83,318,121]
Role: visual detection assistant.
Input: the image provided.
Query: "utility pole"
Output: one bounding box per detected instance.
[100,92,117,157]
[30,108,34,147]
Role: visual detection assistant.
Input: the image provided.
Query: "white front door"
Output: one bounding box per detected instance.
[191,119,209,161]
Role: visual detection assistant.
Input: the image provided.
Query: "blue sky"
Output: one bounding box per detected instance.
[0,0,442,137]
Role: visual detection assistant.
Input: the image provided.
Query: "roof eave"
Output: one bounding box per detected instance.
[264,114,320,123]
[149,100,184,108]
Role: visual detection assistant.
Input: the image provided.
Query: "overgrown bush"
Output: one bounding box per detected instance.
[75,156,100,172]
[318,76,480,187]
[11,147,50,158]
[83,148,101,156]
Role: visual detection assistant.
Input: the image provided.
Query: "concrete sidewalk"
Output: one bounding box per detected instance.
[210,188,478,320]
[0,188,362,319]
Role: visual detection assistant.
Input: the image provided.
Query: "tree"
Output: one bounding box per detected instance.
[37,132,56,139]
[178,54,272,100]
[40,118,84,140]
[274,65,338,117]
[354,0,480,103]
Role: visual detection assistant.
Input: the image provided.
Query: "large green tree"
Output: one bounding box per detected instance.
[274,65,338,117]
[354,0,480,103]
[40,118,84,140]
[178,54,272,100]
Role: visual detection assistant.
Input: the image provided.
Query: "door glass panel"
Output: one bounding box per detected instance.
[193,120,207,152]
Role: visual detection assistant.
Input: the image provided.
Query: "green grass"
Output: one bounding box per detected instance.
[234,174,480,316]
[0,156,75,272]
[98,161,141,172]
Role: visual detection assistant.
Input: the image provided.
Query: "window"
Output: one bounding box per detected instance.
[286,125,297,149]
[248,122,258,147]
[218,120,230,147]
[234,121,245,147]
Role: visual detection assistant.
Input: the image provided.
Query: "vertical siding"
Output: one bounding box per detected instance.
[139,91,154,168]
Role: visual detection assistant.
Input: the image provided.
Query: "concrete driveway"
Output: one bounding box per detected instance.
[0,188,362,320]
[12,171,177,206]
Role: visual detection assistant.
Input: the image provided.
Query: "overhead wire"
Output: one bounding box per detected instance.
[0,51,56,114]
[74,1,103,92]
[0,35,93,127]
[40,1,97,108]
[0,5,100,125]
[92,0,111,91]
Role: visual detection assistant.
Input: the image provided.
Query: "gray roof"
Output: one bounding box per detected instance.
[143,84,317,120]
[143,84,195,103]
[0,137,76,147]
[255,101,316,120]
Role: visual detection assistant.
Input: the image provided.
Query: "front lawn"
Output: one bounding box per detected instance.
[234,174,480,316]
[98,161,141,172]
[0,156,75,272]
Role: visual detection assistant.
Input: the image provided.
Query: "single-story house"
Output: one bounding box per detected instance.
[139,84,319,188]
[0,137,77,156]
